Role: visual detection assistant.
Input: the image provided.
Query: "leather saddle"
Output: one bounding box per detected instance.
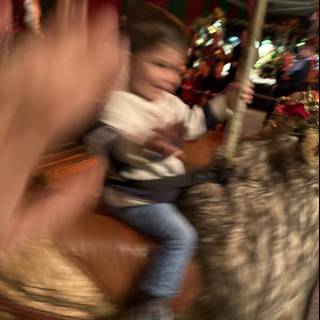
[56,212,201,313]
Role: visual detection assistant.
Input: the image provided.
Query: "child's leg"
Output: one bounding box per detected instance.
[112,203,198,300]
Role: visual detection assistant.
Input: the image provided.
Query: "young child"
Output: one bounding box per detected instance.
[88,4,252,319]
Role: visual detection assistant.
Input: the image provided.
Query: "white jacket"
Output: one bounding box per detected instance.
[95,90,230,207]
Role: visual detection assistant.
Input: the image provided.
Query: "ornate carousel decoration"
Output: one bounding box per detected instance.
[267,89,319,168]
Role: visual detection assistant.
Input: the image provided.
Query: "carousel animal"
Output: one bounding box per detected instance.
[180,133,319,320]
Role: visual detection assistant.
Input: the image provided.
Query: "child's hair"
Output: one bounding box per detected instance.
[121,3,191,54]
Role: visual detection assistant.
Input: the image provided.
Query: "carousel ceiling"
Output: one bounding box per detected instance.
[228,0,317,16]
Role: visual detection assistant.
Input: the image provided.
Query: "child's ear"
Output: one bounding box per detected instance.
[113,36,131,91]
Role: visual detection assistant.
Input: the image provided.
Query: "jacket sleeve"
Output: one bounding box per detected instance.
[178,94,232,141]
[84,93,150,157]
[99,93,153,146]
[84,121,120,157]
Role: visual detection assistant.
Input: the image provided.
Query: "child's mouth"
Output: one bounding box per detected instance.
[155,85,174,93]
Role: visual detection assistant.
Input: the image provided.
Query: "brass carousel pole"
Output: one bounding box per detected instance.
[223,0,269,164]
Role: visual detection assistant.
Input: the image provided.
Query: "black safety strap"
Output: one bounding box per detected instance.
[106,166,233,191]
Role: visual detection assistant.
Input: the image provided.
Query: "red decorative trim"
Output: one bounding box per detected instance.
[185,0,206,25]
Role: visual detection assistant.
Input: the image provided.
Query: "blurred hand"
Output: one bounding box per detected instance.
[0,9,120,248]
[144,125,186,161]
[225,81,255,109]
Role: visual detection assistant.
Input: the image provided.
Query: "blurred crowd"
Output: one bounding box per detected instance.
[177,29,319,110]
[177,31,246,108]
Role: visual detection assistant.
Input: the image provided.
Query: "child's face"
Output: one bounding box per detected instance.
[130,44,185,101]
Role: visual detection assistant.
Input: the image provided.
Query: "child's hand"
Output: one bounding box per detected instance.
[144,126,185,161]
[226,82,255,109]
[144,136,185,161]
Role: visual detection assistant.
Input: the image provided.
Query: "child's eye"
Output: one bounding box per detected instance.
[154,62,168,69]
[153,62,180,74]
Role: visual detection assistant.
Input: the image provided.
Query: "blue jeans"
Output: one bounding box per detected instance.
[112,203,198,299]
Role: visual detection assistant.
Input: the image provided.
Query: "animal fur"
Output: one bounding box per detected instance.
[179,134,319,320]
